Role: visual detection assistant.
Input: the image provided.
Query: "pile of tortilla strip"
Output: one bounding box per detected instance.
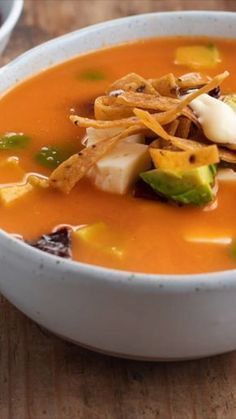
[49,70,236,194]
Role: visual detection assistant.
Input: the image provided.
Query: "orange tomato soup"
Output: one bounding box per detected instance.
[1,36,236,274]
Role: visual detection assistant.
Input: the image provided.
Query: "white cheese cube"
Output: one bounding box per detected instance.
[86,127,122,146]
[125,134,146,144]
[88,142,151,194]
[86,127,145,147]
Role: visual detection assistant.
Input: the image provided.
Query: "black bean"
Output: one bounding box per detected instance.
[29,227,72,258]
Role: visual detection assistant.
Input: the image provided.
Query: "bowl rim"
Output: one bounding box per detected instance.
[0,0,23,40]
[2,9,236,289]
[1,9,236,74]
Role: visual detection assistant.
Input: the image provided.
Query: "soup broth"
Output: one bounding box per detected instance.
[1,36,236,274]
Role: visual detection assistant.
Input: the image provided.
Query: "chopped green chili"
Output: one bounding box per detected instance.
[0,133,30,150]
[79,69,106,81]
[35,146,73,169]
[207,43,216,50]
[229,240,236,260]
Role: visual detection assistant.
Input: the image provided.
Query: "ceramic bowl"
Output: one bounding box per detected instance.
[1,11,236,361]
[0,0,23,55]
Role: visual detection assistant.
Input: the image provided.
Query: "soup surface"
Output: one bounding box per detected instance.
[1,36,236,274]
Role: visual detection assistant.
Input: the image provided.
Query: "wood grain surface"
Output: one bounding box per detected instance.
[1,1,236,418]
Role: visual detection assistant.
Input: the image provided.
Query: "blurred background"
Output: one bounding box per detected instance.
[2,0,236,65]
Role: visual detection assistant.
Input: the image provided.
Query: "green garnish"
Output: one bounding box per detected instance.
[209,164,218,177]
[207,43,216,50]
[140,165,216,206]
[229,241,236,259]
[80,69,106,81]
[0,133,30,150]
[35,146,72,169]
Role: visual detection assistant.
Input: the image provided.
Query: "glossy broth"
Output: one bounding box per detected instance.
[1,36,236,274]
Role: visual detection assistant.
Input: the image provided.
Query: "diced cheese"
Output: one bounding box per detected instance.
[123,134,146,145]
[86,127,122,146]
[88,142,151,194]
[0,182,33,206]
[86,127,145,147]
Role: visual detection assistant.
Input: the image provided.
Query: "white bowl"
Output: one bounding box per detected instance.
[1,11,236,361]
[0,0,23,55]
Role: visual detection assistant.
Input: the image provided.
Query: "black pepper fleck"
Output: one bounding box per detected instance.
[189,154,196,163]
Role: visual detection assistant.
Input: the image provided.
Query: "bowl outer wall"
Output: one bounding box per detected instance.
[1,11,236,359]
[0,0,23,54]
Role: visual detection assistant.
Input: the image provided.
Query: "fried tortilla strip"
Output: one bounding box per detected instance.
[71,104,198,130]
[134,108,197,151]
[165,120,179,136]
[50,126,141,193]
[72,71,226,129]
[182,108,200,128]
[71,71,223,132]
[134,72,228,128]
[106,73,158,95]
[176,117,192,139]
[94,96,134,120]
[168,136,205,151]
[149,73,178,97]
[133,108,171,141]
[71,113,177,130]
[149,145,219,172]
[134,108,208,150]
[134,108,199,149]
[218,147,236,163]
[27,174,50,188]
[169,136,236,164]
[70,114,140,129]
[134,107,236,163]
[139,71,227,128]
[116,91,180,111]
[149,138,179,151]
[177,72,211,89]
[166,71,229,118]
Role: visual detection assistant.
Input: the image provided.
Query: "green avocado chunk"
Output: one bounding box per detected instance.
[0,133,30,150]
[140,165,216,206]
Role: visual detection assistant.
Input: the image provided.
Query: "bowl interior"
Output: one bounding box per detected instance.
[1,11,236,95]
[1,11,236,282]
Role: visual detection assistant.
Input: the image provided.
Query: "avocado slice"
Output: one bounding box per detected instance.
[140,165,216,206]
[171,184,213,205]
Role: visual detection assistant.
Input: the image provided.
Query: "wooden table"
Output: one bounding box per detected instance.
[1,1,236,418]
